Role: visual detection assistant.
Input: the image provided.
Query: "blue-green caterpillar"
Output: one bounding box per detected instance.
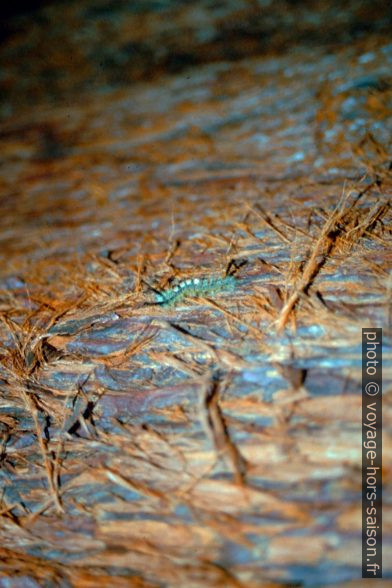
[155,275,236,306]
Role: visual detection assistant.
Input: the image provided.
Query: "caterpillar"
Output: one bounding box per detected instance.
[154,275,237,306]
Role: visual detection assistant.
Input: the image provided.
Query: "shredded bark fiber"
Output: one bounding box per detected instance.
[0,1,391,586]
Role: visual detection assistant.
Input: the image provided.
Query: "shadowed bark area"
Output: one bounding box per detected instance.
[0,1,391,586]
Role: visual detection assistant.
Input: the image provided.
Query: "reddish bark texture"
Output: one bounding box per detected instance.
[0,1,391,586]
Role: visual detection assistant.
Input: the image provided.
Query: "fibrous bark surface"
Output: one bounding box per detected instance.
[0,1,391,586]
